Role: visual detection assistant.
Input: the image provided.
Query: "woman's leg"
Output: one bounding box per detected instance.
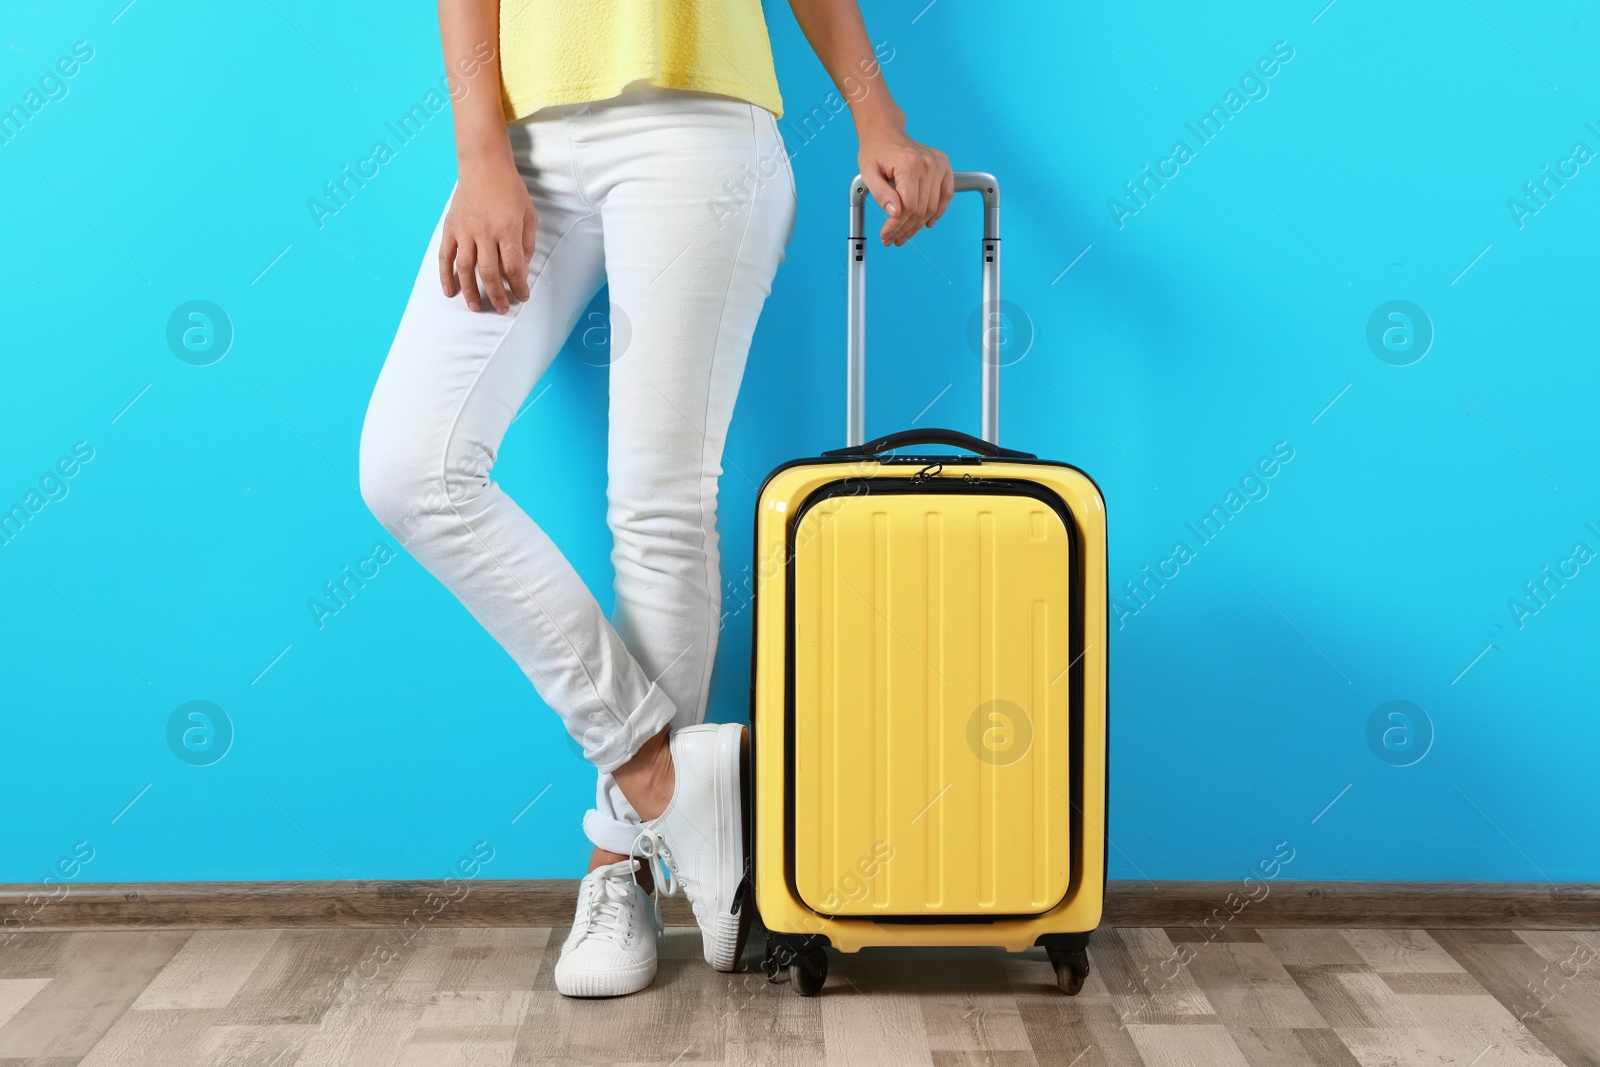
[570,86,798,897]
[358,116,679,779]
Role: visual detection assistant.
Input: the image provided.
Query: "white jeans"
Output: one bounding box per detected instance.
[359,82,796,855]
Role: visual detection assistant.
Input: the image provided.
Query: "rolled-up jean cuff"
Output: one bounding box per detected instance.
[585,679,677,775]
[583,807,645,855]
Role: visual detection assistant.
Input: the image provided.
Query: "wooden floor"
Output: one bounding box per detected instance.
[0,926,1596,1066]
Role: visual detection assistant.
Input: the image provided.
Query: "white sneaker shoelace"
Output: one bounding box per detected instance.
[576,865,643,947]
[632,826,682,933]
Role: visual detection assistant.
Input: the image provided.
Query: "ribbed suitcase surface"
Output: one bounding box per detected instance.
[790,485,1074,917]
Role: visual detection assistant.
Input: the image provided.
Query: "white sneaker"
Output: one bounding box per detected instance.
[553,859,658,997]
[632,722,751,972]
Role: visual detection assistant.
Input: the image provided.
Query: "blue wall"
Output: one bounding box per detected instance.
[3,0,1596,887]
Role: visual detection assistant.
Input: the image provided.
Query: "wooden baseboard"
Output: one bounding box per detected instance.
[4,880,1596,933]
[1104,881,1599,930]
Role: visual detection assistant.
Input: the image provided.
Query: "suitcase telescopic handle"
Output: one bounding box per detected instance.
[846,171,1001,448]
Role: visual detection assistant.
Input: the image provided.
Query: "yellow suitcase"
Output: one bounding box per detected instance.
[751,173,1108,996]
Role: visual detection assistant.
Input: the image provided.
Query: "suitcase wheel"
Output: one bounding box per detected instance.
[789,946,828,996]
[762,932,830,996]
[1047,946,1090,996]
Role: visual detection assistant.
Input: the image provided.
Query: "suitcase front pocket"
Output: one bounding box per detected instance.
[787,481,1077,918]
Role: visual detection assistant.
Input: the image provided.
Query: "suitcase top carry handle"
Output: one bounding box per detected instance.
[821,426,1035,460]
[846,171,1002,448]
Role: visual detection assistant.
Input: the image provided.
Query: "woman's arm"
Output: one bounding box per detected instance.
[788,0,953,246]
[437,0,535,314]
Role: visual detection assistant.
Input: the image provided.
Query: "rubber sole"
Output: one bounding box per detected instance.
[731,725,755,969]
[554,959,657,998]
[703,722,751,972]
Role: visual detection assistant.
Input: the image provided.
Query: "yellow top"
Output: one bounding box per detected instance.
[498,0,785,122]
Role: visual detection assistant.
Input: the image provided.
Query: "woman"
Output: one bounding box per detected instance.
[359,0,952,997]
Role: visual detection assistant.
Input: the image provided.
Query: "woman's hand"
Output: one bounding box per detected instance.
[783,0,951,246]
[858,123,954,246]
[440,158,538,314]
[435,0,531,314]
